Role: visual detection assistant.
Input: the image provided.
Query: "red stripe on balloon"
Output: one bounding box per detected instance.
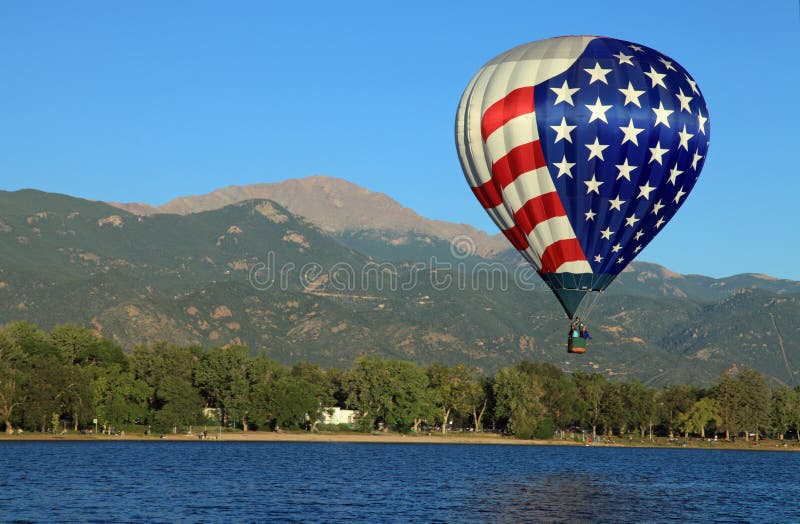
[481,87,536,141]
[470,179,504,209]
[490,141,547,188]
[501,225,530,250]
[539,238,587,273]
[512,192,566,237]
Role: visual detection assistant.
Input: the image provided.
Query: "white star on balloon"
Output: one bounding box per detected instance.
[613,51,634,66]
[668,164,683,185]
[652,102,674,128]
[552,154,576,178]
[685,74,699,95]
[584,174,604,194]
[551,116,576,143]
[658,57,676,71]
[637,181,655,200]
[609,195,625,212]
[586,97,612,123]
[678,125,694,151]
[625,214,640,227]
[616,158,637,181]
[697,110,708,135]
[550,79,580,106]
[618,82,645,107]
[675,87,693,113]
[648,141,668,165]
[586,138,609,161]
[584,62,612,84]
[644,66,667,89]
[651,199,665,215]
[692,149,704,170]
[619,119,644,146]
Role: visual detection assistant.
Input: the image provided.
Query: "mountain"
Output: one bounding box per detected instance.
[110,176,510,257]
[110,176,800,300]
[2,185,800,387]
[605,261,800,302]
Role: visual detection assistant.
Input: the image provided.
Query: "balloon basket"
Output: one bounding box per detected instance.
[568,335,587,354]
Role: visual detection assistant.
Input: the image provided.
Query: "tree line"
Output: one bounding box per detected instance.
[1,321,799,441]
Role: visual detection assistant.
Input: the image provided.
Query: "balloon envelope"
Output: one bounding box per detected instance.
[455,36,710,318]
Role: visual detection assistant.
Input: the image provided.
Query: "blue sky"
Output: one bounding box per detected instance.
[1,1,798,280]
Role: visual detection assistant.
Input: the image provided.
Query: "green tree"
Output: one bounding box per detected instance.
[427,363,475,435]
[59,364,93,431]
[0,325,26,433]
[677,397,720,438]
[9,323,70,432]
[152,375,205,432]
[620,381,657,439]
[290,360,334,427]
[713,373,740,440]
[345,357,431,432]
[194,345,251,430]
[525,362,579,432]
[20,357,67,432]
[735,368,771,442]
[325,367,350,409]
[572,372,606,439]
[247,355,284,430]
[466,375,492,432]
[493,365,544,439]
[48,324,124,431]
[130,342,203,429]
[268,374,322,430]
[600,381,625,436]
[248,359,325,431]
[771,386,800,441]
[91,364,149,428]
[658,385,699,439]
[48,324,126,368]
[344,356,387,430]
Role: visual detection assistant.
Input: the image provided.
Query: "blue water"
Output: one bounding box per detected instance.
[0,442,797,523]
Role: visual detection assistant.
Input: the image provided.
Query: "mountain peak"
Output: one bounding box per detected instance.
[110,176,510,256]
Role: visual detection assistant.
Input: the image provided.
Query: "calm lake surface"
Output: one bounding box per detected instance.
[0,441,797,523]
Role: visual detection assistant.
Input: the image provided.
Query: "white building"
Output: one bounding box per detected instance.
[318,407,357,426]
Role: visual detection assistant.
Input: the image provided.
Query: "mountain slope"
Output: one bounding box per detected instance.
[2,188,799,387]
[109,177,800,301]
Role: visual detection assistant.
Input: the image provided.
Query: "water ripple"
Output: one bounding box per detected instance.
[0,442,798,522]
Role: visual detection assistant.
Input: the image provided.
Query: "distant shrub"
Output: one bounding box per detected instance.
[316,423,357,432]
[533,418,556,440]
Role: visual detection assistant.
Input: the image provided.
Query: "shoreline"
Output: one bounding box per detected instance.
[2,431,799,451]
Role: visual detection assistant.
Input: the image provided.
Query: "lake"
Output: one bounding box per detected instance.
[0,441,797,522]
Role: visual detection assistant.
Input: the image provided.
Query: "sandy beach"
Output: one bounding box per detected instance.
[0,430,547,446]
[2,430,799,451]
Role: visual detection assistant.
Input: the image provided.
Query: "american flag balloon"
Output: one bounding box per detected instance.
[455,36,710,319]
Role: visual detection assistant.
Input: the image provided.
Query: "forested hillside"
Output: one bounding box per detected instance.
[0,187,798,387]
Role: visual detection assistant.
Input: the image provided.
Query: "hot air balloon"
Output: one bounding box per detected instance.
[455,36,709,353]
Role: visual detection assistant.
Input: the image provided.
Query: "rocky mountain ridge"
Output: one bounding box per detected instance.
[110,176,510,256]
